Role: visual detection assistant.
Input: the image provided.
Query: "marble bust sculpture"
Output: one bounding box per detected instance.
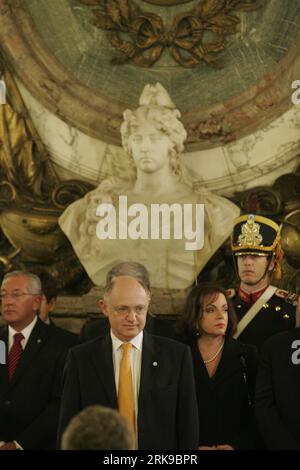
[59,83,239,289]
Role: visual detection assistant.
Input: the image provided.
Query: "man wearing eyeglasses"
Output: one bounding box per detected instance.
[0,271,77,450]
[58,262,199,450]
[79,262,177,342]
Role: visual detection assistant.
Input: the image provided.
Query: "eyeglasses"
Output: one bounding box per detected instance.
[107,303,148,316]
[0,293,35,301]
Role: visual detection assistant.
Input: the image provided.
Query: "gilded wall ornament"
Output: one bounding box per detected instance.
[0,54,58,202]
[80,0,260,68]
[282,209,300,269]
[0,54,92,289]
[143,1,193,5]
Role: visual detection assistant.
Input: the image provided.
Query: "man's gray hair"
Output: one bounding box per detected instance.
[2,271,42,295]
[104,262,150,298]
[61,405,133,450]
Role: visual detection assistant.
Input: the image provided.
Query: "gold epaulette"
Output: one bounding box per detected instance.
[275,288,298,305]
[226,288,236,299]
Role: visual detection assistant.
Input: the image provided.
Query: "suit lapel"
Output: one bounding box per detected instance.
[90,335,118,407]
[9,318,50,388]
[139,332,158,401]
[213,337,244,384]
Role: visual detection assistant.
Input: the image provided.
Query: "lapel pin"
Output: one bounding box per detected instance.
[37,339,42,344]
[153,361,158,367]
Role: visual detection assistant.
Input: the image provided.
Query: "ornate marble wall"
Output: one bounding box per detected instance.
[1,0,300,151]
[18,79,300,196]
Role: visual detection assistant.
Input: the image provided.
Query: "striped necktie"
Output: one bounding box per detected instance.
[8,332,24,381]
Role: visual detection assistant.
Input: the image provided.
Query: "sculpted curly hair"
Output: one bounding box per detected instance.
[120,105,187,178]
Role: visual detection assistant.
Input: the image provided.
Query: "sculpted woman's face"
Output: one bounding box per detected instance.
[128,121,173,174]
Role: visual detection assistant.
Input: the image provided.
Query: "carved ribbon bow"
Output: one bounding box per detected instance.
[125,12,211,68]
[79,0,260,68]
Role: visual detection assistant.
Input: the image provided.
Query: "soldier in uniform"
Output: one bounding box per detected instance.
[228,214,297,351]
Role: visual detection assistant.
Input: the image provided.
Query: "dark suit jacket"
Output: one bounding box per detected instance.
[232,291,295,351]
[0,318,77,449]
[255,328,300,449]
[79,315,177,342]
[58,331,199,450]
[188,337,259,449]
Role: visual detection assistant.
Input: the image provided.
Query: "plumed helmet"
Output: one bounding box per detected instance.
[231,214,283,280]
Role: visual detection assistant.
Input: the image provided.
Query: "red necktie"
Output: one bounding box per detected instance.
[8,333,24,381]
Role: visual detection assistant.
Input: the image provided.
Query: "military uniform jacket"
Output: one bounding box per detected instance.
[231,286,295,351]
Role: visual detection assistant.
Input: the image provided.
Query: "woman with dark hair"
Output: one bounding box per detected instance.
[178,283,259,450]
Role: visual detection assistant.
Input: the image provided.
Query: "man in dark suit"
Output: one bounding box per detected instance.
[228,214,296,350]
[0,270,77,450]
[255,295,300,449]
[36,271,57,325]
[79,261,177,342]
[58,262,199,450]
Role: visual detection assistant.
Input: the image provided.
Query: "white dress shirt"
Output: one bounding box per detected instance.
[8,315,38,352]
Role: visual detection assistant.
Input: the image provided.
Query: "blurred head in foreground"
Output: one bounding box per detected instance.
[61,405,134,450]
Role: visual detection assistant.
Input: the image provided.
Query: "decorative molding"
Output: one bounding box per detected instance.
[80,0,260,68]
[0,0,300,150]
[186,113,235,144]
[143,1,193,6]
